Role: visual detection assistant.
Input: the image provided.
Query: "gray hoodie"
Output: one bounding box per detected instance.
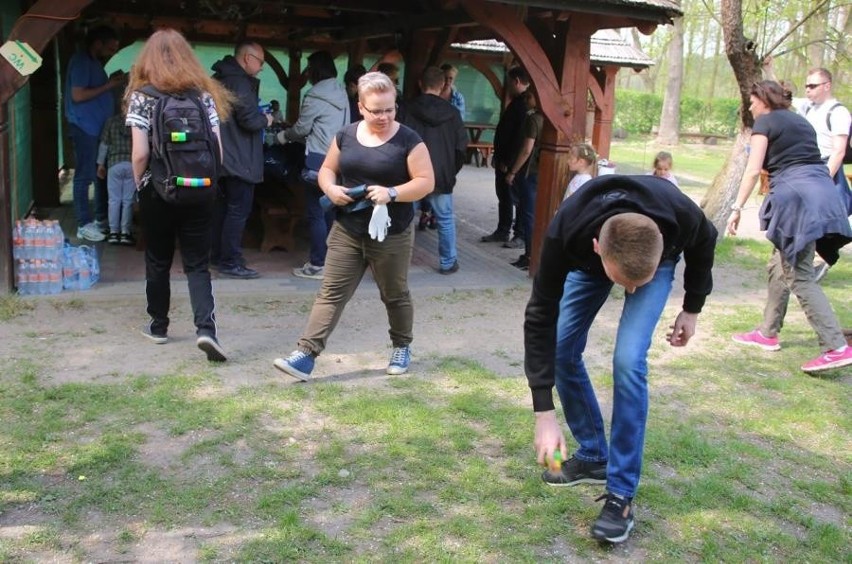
[280,78,349,156]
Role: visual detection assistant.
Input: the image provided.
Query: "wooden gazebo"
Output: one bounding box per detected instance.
[0,0,681,292]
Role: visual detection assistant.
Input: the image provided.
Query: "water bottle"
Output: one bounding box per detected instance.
[78,251,91,290]
[48,261,62,294]
[33,222,46,260]
[22,219,35,260]
[63,247,78,291]
[16,260,29,295]
[12,220,23,260]
[52,221,65,261]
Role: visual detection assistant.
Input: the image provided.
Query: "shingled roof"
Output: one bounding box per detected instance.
[452,29,655,69]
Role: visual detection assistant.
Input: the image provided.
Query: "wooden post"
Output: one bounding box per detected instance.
[590,66,618,159]
[285,47,303,124]
[30,39,60,207]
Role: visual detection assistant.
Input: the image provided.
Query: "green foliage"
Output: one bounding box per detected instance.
[615,90,740,136]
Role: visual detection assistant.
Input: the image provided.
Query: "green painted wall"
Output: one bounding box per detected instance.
[1,1,33,219]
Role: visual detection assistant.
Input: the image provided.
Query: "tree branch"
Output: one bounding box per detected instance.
[762,0,832,58]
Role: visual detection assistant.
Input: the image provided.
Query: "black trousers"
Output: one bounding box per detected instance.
[140,187,217,337]
[494,168,514,237]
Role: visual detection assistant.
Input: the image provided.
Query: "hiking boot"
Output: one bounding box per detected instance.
[107,232,121,245]
[732,329,780,351]
[77,221,106,242]
[293,262,324,280]
[219,265,260,279]
[801,346,852,373]
[141,325,168,345]
[542,455,606,486]
[591,493,634,544]
[119,232,136,246]
[197,335,227,362]
[387,345,411,375]
[273,350,315,381]
[511,254,529,271]
[439,260,459,275]
[480,231,509,243]
[502,236,524,249]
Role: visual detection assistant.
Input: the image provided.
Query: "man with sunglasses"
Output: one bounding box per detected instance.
[802,68,851,280]
[210,41,274,279]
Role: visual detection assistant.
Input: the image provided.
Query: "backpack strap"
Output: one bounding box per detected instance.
[826,102,843,131]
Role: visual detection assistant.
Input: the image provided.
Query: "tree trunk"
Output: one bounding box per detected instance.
[701,0,762,235]
[657,18,683,145]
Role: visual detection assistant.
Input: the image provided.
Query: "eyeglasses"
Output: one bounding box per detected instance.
[805,82,827,89]
[247,53,265,67]
[362,105,397,117]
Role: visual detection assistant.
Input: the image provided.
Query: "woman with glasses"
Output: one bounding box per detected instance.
[274,72,434,381]
[727,80,851,374]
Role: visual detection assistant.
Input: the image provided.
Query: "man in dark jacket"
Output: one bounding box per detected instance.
[401,67,468,273]
[211,40,273,279]
[524,175,717,544]
[483,66,530,244]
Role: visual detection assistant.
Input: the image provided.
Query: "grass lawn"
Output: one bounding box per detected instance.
[0,239,849,561]
[609,135,733,201]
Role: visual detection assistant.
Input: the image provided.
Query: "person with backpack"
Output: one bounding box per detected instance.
[125,28,233,362]
[801,68,851,280]
[210,40,274,279]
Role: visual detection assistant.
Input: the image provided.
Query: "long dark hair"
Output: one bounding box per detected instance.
[750,80,792,111]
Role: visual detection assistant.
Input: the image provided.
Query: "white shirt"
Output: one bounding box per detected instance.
[564,172,592,199]
[803,97,851,160]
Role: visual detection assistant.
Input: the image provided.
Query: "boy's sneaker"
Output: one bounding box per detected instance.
[292,262,324,280]
[273,350,315,381]
[107,232,120,245]
[387,345,411,375]
[591,493,634,544]
[542,455,606,486]
[801,346,852,373]
[119,232,136,246]
[197,335,227,362]
[141,325,168,344]
[77,221,106,242]
[732,329,780,351]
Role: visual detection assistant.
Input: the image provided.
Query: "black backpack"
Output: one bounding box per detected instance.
[141,86,221,205]
[805,102,852,165]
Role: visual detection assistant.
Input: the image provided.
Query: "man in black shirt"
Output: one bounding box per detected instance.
[524,175,717,543]
[482,66,530,243]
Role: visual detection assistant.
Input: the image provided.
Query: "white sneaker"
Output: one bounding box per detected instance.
[77,221,106,242]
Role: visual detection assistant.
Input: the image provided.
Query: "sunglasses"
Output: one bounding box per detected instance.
[805,82,827,89]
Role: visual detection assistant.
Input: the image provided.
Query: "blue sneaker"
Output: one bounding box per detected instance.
[387,346,411,375]
[273,350,314,381]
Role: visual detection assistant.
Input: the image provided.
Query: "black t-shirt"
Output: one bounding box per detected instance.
[334,122,423,237]
[752,109,823,174]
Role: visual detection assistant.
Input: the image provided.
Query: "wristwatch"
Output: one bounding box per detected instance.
[387,187,398,203]
[731,202,743,211]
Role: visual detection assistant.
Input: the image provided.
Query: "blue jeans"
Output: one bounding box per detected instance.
[427,192,457,269]
[519,173,537,256]
[69,124,107,228]
[212,176,255,269]
[555,260,676,498]
[303,181,333,267]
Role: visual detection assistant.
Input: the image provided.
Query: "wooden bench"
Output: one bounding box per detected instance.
[255,193,302,253]
[467,142,494,167]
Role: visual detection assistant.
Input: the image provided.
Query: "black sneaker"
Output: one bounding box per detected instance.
[542,455,606,486]
[480,231,509,243]
[107,232,120,245]
[511,255,529,271]
[119,232,136,246]
[197,335,227,362]
[591,493,634,543]
[218,265,260,279]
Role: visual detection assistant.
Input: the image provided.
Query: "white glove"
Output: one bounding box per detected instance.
[368,204,391,242]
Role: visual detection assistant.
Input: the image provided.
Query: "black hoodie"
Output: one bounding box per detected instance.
[524,175,718,412]
[211,55,268,183]
[401,94,468,194]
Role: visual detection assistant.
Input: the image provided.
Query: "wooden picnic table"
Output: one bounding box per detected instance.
[464,122,496,144]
